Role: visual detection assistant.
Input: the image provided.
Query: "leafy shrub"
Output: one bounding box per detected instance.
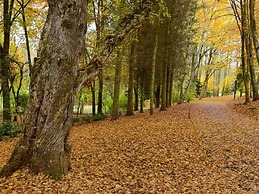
[73,114,107,124]
[102,93,129,114]
[119,94,128,113]
[186,90,195,102]
[72,117,80,124]
[18,93,29,111]
[92,114,107,121]
[171,90,180,103]
[81,116,93,123]
[0,121,22,141]
[103,97,113,114]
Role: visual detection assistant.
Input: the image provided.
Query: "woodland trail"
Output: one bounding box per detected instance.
[0,96,258,193]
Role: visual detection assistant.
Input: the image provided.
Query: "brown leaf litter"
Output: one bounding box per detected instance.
[0,96,258,193]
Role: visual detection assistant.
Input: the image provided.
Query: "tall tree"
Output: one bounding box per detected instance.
[160,18,169,111]
[230,0,250,103]
[150,16,159,115]
[247,0,259,100]
[92,0,105,115]
[1,0,15,124]
[126,40,136,116]
[90,80,96,115]
[111,50,123,120]
[249,0,259,66]
[17,0,32,75]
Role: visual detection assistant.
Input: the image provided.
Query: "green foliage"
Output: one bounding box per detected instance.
[18,93,29,111]
[81,116,93,123]
[195,79,202,97]
[73,114,107,125]
[119,93,128,113]
[0,121,22,141]
[186,90,196,102]
[103,97,113,114]
[72,117,80,124]
[171,90,180,103]
[101,92,129,114]
[10,92,29,113]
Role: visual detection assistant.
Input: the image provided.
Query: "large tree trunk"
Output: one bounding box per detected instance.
[0,0,88,179]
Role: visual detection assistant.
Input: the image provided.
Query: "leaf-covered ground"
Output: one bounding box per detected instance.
[0,96,258,193]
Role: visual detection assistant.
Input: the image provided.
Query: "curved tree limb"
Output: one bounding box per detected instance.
[75,0,153,92]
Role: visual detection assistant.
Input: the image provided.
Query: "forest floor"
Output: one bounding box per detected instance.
[0,96,258,193]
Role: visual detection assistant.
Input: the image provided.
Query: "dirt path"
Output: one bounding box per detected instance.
[0,96,258,193]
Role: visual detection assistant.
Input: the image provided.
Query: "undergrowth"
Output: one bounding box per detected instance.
[0,121,22,141]
[73,114,107,125]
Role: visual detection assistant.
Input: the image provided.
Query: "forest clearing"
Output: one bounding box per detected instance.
[0,96,258,193]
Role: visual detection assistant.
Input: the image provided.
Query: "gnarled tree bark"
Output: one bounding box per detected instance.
[1,0,88,180]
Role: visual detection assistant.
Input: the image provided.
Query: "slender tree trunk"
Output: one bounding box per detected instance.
[234,80,237,100]
[97,71,103,115]
[200,73,210,98]
[111,50,123,120]
[249,0,259,66]
[150,19,159,115]
[155,84,160,108]
[126,41,135,116]
[166,17,173,107]
[140,71,145,113]
[134,84,139,111]
[18,0,32,76]
[93,0,104,116]
[216,70,221,97]
[10,75,17,122]
[221,81,225,96]
[179,73,187,102]
[76,89,83,117]
[241,0,250,103]
[91,81,96,116]
[247,33,259,100]
[166,63,171,108]
[247,0,259,100]
[1,0,14,123]
[160,61,167,111]
[168,68,174,106]
[10,64,24,122]
[182,53,197,102]
[182,12,206,102]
